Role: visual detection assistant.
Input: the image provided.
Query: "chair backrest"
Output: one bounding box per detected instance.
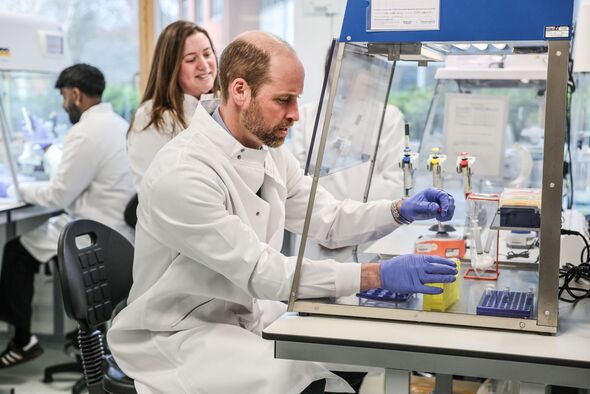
[56,219,134,332]
[123,194,138,229]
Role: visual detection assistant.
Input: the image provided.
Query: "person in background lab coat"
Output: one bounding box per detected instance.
[0,64,134,368]
[289,98,405,201]
[127,20,219,191]
[108,32,457,394]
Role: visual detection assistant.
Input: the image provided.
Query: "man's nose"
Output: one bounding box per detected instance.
[287,102,299,123]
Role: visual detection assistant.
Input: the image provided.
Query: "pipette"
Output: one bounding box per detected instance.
[398,123,419,197]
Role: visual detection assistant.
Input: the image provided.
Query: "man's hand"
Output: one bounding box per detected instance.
[378,254,457,294]
[399,187,455,222]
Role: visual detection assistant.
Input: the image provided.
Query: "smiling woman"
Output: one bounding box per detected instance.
[126,20,220,191]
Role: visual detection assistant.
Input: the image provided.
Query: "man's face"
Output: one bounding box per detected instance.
[240,53,304,148]
[60,87,82,124]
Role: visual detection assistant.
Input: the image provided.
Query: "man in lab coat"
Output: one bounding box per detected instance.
[108,32,456,394]
[0,64,134,368]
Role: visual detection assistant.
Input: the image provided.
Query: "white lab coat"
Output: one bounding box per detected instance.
[108,103,400,394]
[18,103,134,262]
[127,94,219,191]
[289,101,405,201]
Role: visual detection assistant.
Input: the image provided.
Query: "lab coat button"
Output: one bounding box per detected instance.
[237,155,242,159]
[256,211,260,216]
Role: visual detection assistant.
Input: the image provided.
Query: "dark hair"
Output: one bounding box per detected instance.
[137,21,219,132]
[55,63,105,98]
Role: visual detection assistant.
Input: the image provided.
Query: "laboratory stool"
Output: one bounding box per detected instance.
[54,219,137,394]
[43,263,86,393]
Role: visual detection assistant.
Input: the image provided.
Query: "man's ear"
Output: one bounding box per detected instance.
[72,87,82,106]
[230,78,250,107]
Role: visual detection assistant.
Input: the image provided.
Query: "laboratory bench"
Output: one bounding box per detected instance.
[263,299,590,394]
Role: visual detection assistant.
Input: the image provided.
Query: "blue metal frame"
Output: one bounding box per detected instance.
[340,0,574,43]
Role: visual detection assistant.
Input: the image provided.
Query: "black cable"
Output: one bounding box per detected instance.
[506,238,539,259]
[558,228,590,303]
[559,262,590,303]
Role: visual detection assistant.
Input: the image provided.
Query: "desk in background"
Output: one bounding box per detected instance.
[0,203,66,340]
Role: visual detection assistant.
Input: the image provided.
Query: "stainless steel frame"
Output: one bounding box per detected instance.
[288,40,571,334]
[287,42,346,309]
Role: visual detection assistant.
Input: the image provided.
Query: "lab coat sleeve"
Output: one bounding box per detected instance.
[365,105,406,200]
[145,162,361,300]
[19,131,99,209]
[282,149,400,249]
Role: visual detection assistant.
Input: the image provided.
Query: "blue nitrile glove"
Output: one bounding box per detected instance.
[0,179,12,198]
[31,115,52,147]
[379,254,458,294]
[399,187,455,222]
[22,115,51,146]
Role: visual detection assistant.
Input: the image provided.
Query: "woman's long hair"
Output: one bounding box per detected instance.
[131,21,220,134]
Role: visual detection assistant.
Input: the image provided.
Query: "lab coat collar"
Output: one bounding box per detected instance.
[79,102,112,122]
[192,102,267,168]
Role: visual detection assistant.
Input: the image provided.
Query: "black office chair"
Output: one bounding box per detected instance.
[54,219,137,394]
[42,256,85,394]
[123,194,138,229]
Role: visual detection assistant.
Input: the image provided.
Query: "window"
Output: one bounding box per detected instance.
[181,0,190,19]
[210,0,224,19]
[195,0,204,23]
[1,0,140,122]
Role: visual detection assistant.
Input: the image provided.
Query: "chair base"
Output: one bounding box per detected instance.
[43,360,83,382]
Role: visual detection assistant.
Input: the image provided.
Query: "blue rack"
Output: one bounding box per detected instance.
[476,290,534,319]
[357,288,411,303]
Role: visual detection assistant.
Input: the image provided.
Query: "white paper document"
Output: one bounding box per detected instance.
[370,0,440,31]
[443,93,509,178]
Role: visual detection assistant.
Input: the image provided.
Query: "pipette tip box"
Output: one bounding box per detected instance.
[357,288,411,302]
[476,289,534,318]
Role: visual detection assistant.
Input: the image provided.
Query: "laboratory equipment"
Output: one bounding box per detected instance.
[499,188,542,228]
[464,193,500,280]
[414,147,465,258]
[423,259,461,312]
[399,123,419,197]
[426,147,453,232]
[0,12,71,198]
[357,289,412,303]
[476,288,534,319]
[456,152,475,197]
[288,0,573,334]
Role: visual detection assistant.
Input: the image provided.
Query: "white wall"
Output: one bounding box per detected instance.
[292,0,346,104]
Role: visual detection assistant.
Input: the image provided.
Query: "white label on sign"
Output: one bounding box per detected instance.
[370,0,440,31]
[545,26,570,38]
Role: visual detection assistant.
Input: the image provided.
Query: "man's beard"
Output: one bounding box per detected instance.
[66,101,82,124]
[241,98,292,148]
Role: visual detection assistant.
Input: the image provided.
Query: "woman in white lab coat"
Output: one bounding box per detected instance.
[0,64,134,367]
[127,21,220,191]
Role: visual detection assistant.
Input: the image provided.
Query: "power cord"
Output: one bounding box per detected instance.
[506,238,539,260]
[559,263,590,303]
[559,229,590,303]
